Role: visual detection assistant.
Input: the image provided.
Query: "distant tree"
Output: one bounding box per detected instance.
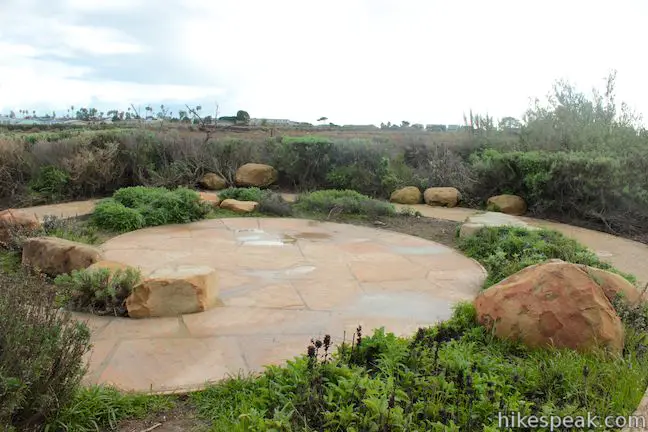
[260,119,268,127]
[499,116,522,131]
[76,108,89,121]
[107,110,119,121]
[236,110,250,124]
[412,123,424,129]
[401,120,410,128]
[8,111,15,119]
[317,117,328,124]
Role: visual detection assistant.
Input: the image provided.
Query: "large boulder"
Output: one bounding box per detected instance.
[126,265,220,318]
[487,194,527,216]
[199,173,227,190]
[474,260,624,354]
[0,209,40,244]
[220,199,259,213]
[22,237,104,276]
[235,163,278,187]
[390,186,422,204]
[423,187,461,208]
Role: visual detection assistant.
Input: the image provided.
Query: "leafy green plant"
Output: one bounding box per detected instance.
[258,192,293,216]
[457,226,634,288]
[47,386,174,432]
[28,165,69,199]
[91,187,209,232]
[295,189,396,217]
[54,267,142,316]
[218,187,265,202]
[0,270,91,430]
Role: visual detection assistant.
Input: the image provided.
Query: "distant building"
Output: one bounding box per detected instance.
[249,118,298,126]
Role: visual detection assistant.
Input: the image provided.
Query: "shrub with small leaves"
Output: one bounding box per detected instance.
[54,267,142,316]
[295,189,395,217]
[218,187,265,202]
[0,270,91,430]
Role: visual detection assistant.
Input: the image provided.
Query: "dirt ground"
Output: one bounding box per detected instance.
[116,397,207,432]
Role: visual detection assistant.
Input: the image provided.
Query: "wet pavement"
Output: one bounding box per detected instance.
[78,218,487,393]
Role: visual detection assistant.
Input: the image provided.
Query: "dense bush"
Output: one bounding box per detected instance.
[295,189,396,217]
[91,186,209,232]
[218,186,265,202]
[54,267,142,316]
[0,270,91,430]
[457,226,635,288]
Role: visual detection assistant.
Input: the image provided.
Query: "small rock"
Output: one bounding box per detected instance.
[390,186,422,204]
[219,199,259,213]
[198,191,221,208]
[198,173,227,190]
[235,163,278,187]
[423,187,461,208]
[487,194,527,216]
[373,221,387,227]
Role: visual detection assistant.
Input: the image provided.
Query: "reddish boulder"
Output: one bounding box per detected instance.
[474,260,624,354]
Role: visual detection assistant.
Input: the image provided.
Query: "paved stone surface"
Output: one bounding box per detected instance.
[76,218,486,393]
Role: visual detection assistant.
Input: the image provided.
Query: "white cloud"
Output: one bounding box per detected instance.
[1,0,647,124]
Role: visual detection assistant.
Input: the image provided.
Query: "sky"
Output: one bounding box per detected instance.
[0,0,647,125]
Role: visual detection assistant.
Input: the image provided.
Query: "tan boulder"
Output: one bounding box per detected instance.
[390,186,422,204]
[487,194,527,216]
[578,265,642,305]
[22,237,104,276]
[474,260,624,354]
[198,191,221,208]
[235,163,278,187]
[0,209,40,244]
[220,199,259,213]
[126,265,220,318]
[199,173,227,190]
[423,187,461,208]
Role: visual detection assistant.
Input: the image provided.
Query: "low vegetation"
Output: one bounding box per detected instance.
[295,189,396,217]
[457,226,636,288]
[54,267,142,317]
[91,186,210,232]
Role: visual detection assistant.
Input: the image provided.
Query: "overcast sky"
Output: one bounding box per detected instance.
[0,0,646,125]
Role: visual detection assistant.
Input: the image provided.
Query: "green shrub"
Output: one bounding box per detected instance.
[28,165,69,199]
[457,226,634,288]
[48,386,174,432]
[273,136,334,189]
[92,199,145,232]
[218,187,265,202]
[0,270,91,430]
[295,189,395,217]
[91,187,209,232]
[54,267,142,317]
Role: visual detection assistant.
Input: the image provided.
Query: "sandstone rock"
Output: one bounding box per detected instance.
[198,191,221,208]
[199,173,227,190]
[578,265,642,305]
[22,237,104,276]
[487,194,527,216]
[87,260,133,273]
[235,163,278,187]
[220,198,259,213]
[390,186,422,204]
[0,209,40,244]
[459,212,538,238]
[423,187,461,208]
[126,265,219,318]
[474,260,624,354]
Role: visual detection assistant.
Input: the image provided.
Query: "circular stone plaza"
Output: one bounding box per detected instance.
[77,217,486,393]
